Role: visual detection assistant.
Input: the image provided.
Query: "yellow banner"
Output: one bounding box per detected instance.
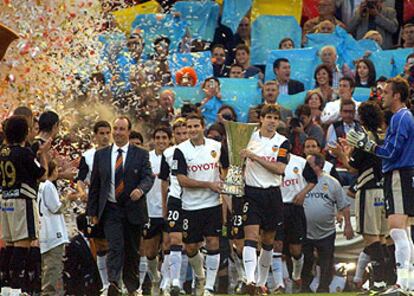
[112,0,161,33]
[251,0,303,23]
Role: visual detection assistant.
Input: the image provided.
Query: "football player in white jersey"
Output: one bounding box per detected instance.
[159,118,188,296]
[275,152,317,292]
[172,113,228,296]
[142,126,172,295]
[239,104,290,295]
[76,120,112,293]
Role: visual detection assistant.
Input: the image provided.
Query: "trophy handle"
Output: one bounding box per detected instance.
[0,23,19,60]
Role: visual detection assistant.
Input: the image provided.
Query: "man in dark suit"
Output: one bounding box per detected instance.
[87,116,154,296]
[63,214,102,296]
[273,58,305,95]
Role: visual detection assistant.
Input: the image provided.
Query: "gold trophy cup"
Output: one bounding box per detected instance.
[222,121,258,197]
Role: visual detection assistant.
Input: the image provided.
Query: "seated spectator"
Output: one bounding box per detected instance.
[211,44,229,78]
[314,20,335,33]
[348,0,398,49]
[235,44,262,79]
[200,77,223,125]
[303,0,346,39]
[259,80,293,121]
[355,58,377,88]
[217,105,238,123]
[401,53,414,81]
[304,90,324,123]
[159,89,176,123]
[273,58,305,95]
[313,64,337,102]
[326,99,360,145]
[206,122,226,142]
[321,77,360,125]
[296,104,325,148]
[234,16,251,48]
[278,37,295,49]
[401,23,414,48]
[319,46,350,88]
[363,30,384,48]
[228,64,244,78]
[130,130,144,147]
[175,67,197,87]
[152,36,172,86]
[63,213,103,296]
[288,117,307,156]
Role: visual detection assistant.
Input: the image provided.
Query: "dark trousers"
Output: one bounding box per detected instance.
[102,202,142,292]
[301,232,335,293]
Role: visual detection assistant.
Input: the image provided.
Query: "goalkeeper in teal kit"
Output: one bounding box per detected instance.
[347,77,414,294]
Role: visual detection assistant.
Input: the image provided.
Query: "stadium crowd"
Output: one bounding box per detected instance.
[1,0,414,296]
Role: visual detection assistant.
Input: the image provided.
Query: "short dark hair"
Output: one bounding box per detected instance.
[296,104,311,117]
[278,37,294,49]
[376,76,387,83]
[211,44,226,52]
[129,130,144,143]
[304,136,321,148]
[309,152,325,168]
[260,104,281,118]
[93,120,111,134]
[154,36,170,46]
[39,111,59,133]
[386,77,410,103]
[115,116,132,130]
[185,112,205,127]
[202,76,220,88]
[153,126,172,139]
[406,52,414,62]
[235,44,250,55]
[206,123,225,140]
[218,105,238,122]
[314,64,333,87]
[340,99,356,111]
[358,101,384,132]
[47,159,58,177]
[5,115,29,144]
[13,106,33,120]
[273,58,290,70]
[339,76,356,89]
[76,213,88,233]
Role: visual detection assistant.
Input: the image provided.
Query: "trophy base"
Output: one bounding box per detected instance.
[222,183,244,197]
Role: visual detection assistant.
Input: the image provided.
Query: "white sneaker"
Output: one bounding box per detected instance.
[100,284,109,296]
[152,281,161,296]
[203,289,214,296]
[194,277,205,296]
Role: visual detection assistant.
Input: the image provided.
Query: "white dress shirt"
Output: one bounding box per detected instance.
[320,97,360,124]
[109,143,129,202]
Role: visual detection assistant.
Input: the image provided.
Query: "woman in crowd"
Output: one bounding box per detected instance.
[355,58,377,88]
[314,64,337,102]
[304,90,325,124]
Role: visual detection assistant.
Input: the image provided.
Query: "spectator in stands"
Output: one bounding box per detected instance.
[260,81,293,121]
[400,53,414,84]
[175,67,197,87]
[296,104,325,148]
[211,44,229,78]
[303,0,346,38]
[278,37,295,49]
[206,122,226,142]
[401,23,414,48]
[152,36,172,86]
[363,30,384,47]
[355,58,377,88]
[127,29,144,63]
[325,99,360,145]
[200,77,223,125]
[235,44,262,79]
[313,64,337,102]
[348,0,398,49]
[228,64,244,78]
[288,117,307,156]
[305,90,324,123]
[321,76,360,125]
[314,20,335,33]
[159,89,176,123]
[130,130,144,147]
[217,105,238,123]
[273,58,305,95]
[319,46,349,88]
[234,16,251,47]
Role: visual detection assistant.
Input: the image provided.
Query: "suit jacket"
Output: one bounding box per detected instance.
[287,79,305,95]
[87,144,154,225]
[63,234,102,296]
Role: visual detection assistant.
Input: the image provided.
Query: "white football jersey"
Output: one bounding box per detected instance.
[146,150,163,218]
[82,148,96,183]
[161,145,182,199]
[244,131,289,188]
[281,154,308,203]
[173,138,222,211]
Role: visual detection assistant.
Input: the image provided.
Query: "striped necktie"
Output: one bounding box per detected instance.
[115,148,125,200]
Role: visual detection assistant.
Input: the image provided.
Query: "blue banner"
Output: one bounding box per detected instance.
[221,0,252,34]
[278,91,307,111]
[251,15,301,65]
[264,48,319,90]
[131,14,187,56]
[353,87,372,102]
[173,1,219,41]
[168,51,213,86]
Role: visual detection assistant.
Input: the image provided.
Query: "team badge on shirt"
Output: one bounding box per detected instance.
[211,150,217,158]
[293,167,299,174]
[272,145,279,152]
[169,221,175,228]
[323,183,329,192]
